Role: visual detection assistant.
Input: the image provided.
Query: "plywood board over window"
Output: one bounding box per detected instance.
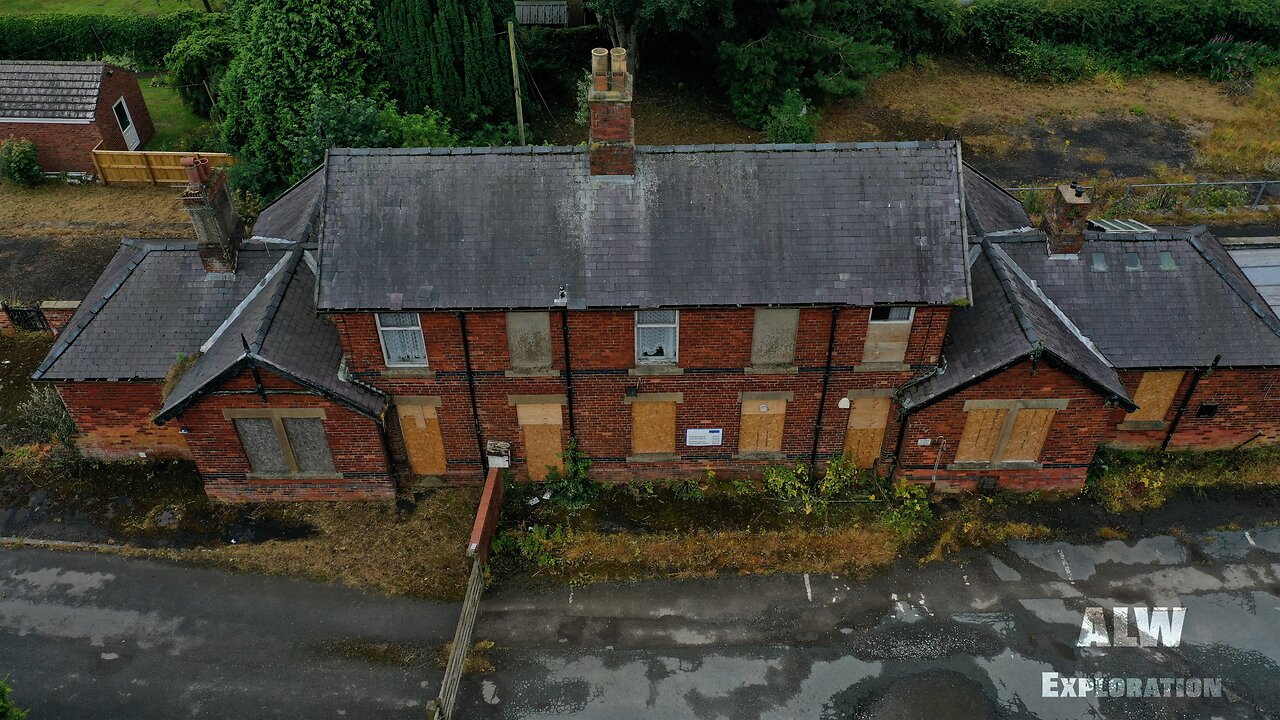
[1001,408,1056,462]
[1124,371,1185,423]
[740,400,786,454]
[845,396,892,468]
[952,399,1068,467]
[396,400,446,476]
[515,401,564,481]
[954,408,1009,463]
[630,398,678,457]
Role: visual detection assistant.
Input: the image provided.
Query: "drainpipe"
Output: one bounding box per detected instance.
[560,307,577,441]
[1162,354,1220,451]
[808,307,839,476]
[457,312,487,473]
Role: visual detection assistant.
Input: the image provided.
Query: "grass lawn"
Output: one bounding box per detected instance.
[0,0,216,13]
[141,82,214,152]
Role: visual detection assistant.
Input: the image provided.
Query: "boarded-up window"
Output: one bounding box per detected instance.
[740,399,786,453]
[396,401,446,476]
[283,418,336,473]
[844,396,891,468]
[229,410,335,477]
[954,408,1009,463]
[954,400,1066,465]
[234,418,289,475]
[863,308,913,363]
[750,308,799,367]
[506,312,553,371]
[1001,409,1055,462]
[631,401,676,455]
[1124,371,1185,423]
[516,403,563,480]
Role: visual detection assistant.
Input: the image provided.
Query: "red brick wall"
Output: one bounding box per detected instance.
[172,367,394,502]
[56,381,192,460]
[42,305,79,336]
[96,66,154,151]
[1103,368,1280,451]
[897,358,1115,491]
[0,312,13,335]
[0,121,102,174]
[332,306,951,483]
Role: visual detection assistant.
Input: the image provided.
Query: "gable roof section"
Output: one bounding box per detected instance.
[155,249,384,423]
[0,61,103,121]
[317,142,970,311]
[997,227,1280,368]
[33,242,286,381]
[962,163,1032,236]
[902,239,1131,411]
[250,166,325,245]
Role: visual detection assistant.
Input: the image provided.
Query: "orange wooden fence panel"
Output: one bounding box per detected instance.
[91,144,236,186]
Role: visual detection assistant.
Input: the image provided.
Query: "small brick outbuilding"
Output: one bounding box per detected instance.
[0,60,154,174]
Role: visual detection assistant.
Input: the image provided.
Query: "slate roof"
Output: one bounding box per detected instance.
[962,163,1032,236]
[155,249,384,422]
[33,242,287,381]
[902,240,1131,410]
[996,227,1280,368]
[251,167,325,245]
[0,61,104,121]
[317,142,970,311]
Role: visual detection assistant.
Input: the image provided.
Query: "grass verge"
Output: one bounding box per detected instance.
[0,0,214,14]
[141,82,214,152]
[1087,446,1280,513]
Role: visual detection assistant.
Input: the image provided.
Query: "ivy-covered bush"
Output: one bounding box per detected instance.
[764,89,821,143]
[164,13,236,118]
[0,136,41,188]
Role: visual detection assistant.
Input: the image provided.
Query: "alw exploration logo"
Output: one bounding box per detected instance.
[1041,607,1225,699]
[1077,606,1185,647]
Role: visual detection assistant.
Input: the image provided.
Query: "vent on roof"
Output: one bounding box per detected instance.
[1090,252,1107,272]
[1089,219,1157,233]
[1124,252,1142,271]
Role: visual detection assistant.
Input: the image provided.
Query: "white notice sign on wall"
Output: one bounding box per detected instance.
[686,428,723,446]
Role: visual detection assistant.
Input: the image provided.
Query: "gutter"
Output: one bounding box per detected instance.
[807,307,839,475]
[457,312,488,474]
[1162,354,1220,451]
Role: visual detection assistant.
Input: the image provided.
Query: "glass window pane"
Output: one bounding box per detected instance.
[383,328,427,365]
[113,102,131,131]
[1124,252,1142,271]
[637,326,676,361]
[234,418,288,475]
[637,310,677,325]
[1091,252,1107,272]
[378,312,418,328]
[283,418,336,474]
[1159,251,1177,271]
[870,306,912,322]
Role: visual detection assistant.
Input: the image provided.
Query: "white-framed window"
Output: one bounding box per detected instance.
[869,306,914,323]
[377,312,428,367]
[635,309,678,364]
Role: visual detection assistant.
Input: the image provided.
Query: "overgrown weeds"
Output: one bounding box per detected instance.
[920,495,1052,564]
[1087,446,1280,513]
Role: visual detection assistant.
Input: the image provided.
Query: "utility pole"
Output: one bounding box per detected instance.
[507,21,525,146]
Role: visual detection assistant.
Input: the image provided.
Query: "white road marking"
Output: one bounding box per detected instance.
[963,574,970,586]
[1245,531,1257,546]
[568,590,573,605]
[918,593,930,615]
[804,573,813,602]
[1057,549,1075,583]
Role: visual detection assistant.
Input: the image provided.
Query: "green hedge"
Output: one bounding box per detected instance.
[960,0,1280,71]
[0,12,202,70]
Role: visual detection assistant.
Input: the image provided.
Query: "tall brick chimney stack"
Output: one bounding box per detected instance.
[588,47,634,176]
[181,159,243,273]
[1044,183,1091,255]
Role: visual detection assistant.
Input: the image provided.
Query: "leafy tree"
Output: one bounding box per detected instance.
[164,13,235,119]
[0,136,41,188]
[764,89,820,143]
[374,0,512,129]
[0,679,27,720]
[585,0,730,71]
[716,0,894,128]
[219,0,383,196]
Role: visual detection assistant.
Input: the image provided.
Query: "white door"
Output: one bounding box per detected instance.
[112,97,141,150]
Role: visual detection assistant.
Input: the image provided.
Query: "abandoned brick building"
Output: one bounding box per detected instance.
[0,60,154,174]
[33,48,1280,501]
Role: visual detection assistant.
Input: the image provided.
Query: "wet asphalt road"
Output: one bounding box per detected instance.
[2,526,1279,719]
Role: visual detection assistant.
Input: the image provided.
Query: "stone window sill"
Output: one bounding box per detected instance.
[1116,420,1168,432]
[626,453,678,463]
[504,368,561,378]
[381,367,436,379]
[734,451,784,461]
[246,473,345,481]
[855,362,910,373]
[629,365,683,376]
[744,365,798,375]
[946,461,1042,471]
